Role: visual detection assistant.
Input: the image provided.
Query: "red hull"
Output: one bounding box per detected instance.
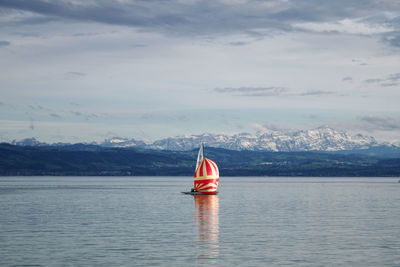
[194,178,219,194]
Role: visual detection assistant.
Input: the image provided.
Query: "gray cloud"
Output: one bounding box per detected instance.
[28,104,44,110]
[141,113,189,122]
[382,30,400,47]
[304,114,318,120]
[130,43,147,48]
[13,32,43,38]
[381,83,399,87]
[342,76,353,82]
[360,115,400,131]
[298,90,335,96]
[72,32,101,37]
[352,59,369,65]
[50,113,62,119]
[257,123,294,132]
[69,102,81,107]
[388,72,400,82]
[364,72,400,87]
[364,78,382,84]
[214,87,336,97]
[71,111,82,116]
[228,41,248,46]
[214,87,288,97]
[29,119,34,130]
[1,0,399,39]
[71,110,101,120]
[0,40,10,46]
[65,71,86,77]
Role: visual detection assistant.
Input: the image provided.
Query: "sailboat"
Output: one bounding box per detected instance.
[183,143,219,195]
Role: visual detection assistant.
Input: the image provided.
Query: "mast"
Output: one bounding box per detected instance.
[195,142,204,171]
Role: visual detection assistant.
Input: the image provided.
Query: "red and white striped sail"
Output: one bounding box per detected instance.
[194,157,219,194]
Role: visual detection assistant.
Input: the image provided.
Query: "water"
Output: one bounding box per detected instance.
[0,177,399,266]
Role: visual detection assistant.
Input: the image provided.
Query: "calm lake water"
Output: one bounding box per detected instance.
[0,176,399,266]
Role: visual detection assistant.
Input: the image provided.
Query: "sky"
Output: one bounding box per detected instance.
[1,0,400,144]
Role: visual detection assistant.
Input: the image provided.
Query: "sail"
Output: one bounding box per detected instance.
[195,142,204,172]
[194,144,219,194]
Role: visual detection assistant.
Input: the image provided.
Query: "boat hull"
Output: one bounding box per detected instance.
[194,178,219,194]
[182,191,218,195]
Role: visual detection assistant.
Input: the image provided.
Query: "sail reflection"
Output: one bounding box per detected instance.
[194,194,219,264]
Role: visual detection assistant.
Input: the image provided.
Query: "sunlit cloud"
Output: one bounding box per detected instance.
[294,18,395,35]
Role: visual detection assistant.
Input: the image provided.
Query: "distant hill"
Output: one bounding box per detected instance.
[1,143,400,176]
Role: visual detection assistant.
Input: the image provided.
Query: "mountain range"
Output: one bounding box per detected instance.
[3,126,400,176]
[11,126,388,152]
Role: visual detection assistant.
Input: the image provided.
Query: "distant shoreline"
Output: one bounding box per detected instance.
[1,143,400,177]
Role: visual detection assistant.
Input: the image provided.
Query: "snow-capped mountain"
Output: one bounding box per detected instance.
[101,137,147,148]
[147,126,378,151]
[11,137,48,147]
[10,126,382,152]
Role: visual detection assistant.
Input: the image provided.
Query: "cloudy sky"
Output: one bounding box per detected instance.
[1,0,400,143]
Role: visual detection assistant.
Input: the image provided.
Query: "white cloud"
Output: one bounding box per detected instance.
[294,18,394,35]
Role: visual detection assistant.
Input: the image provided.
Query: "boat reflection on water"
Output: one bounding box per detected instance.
[194,194,219,264]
